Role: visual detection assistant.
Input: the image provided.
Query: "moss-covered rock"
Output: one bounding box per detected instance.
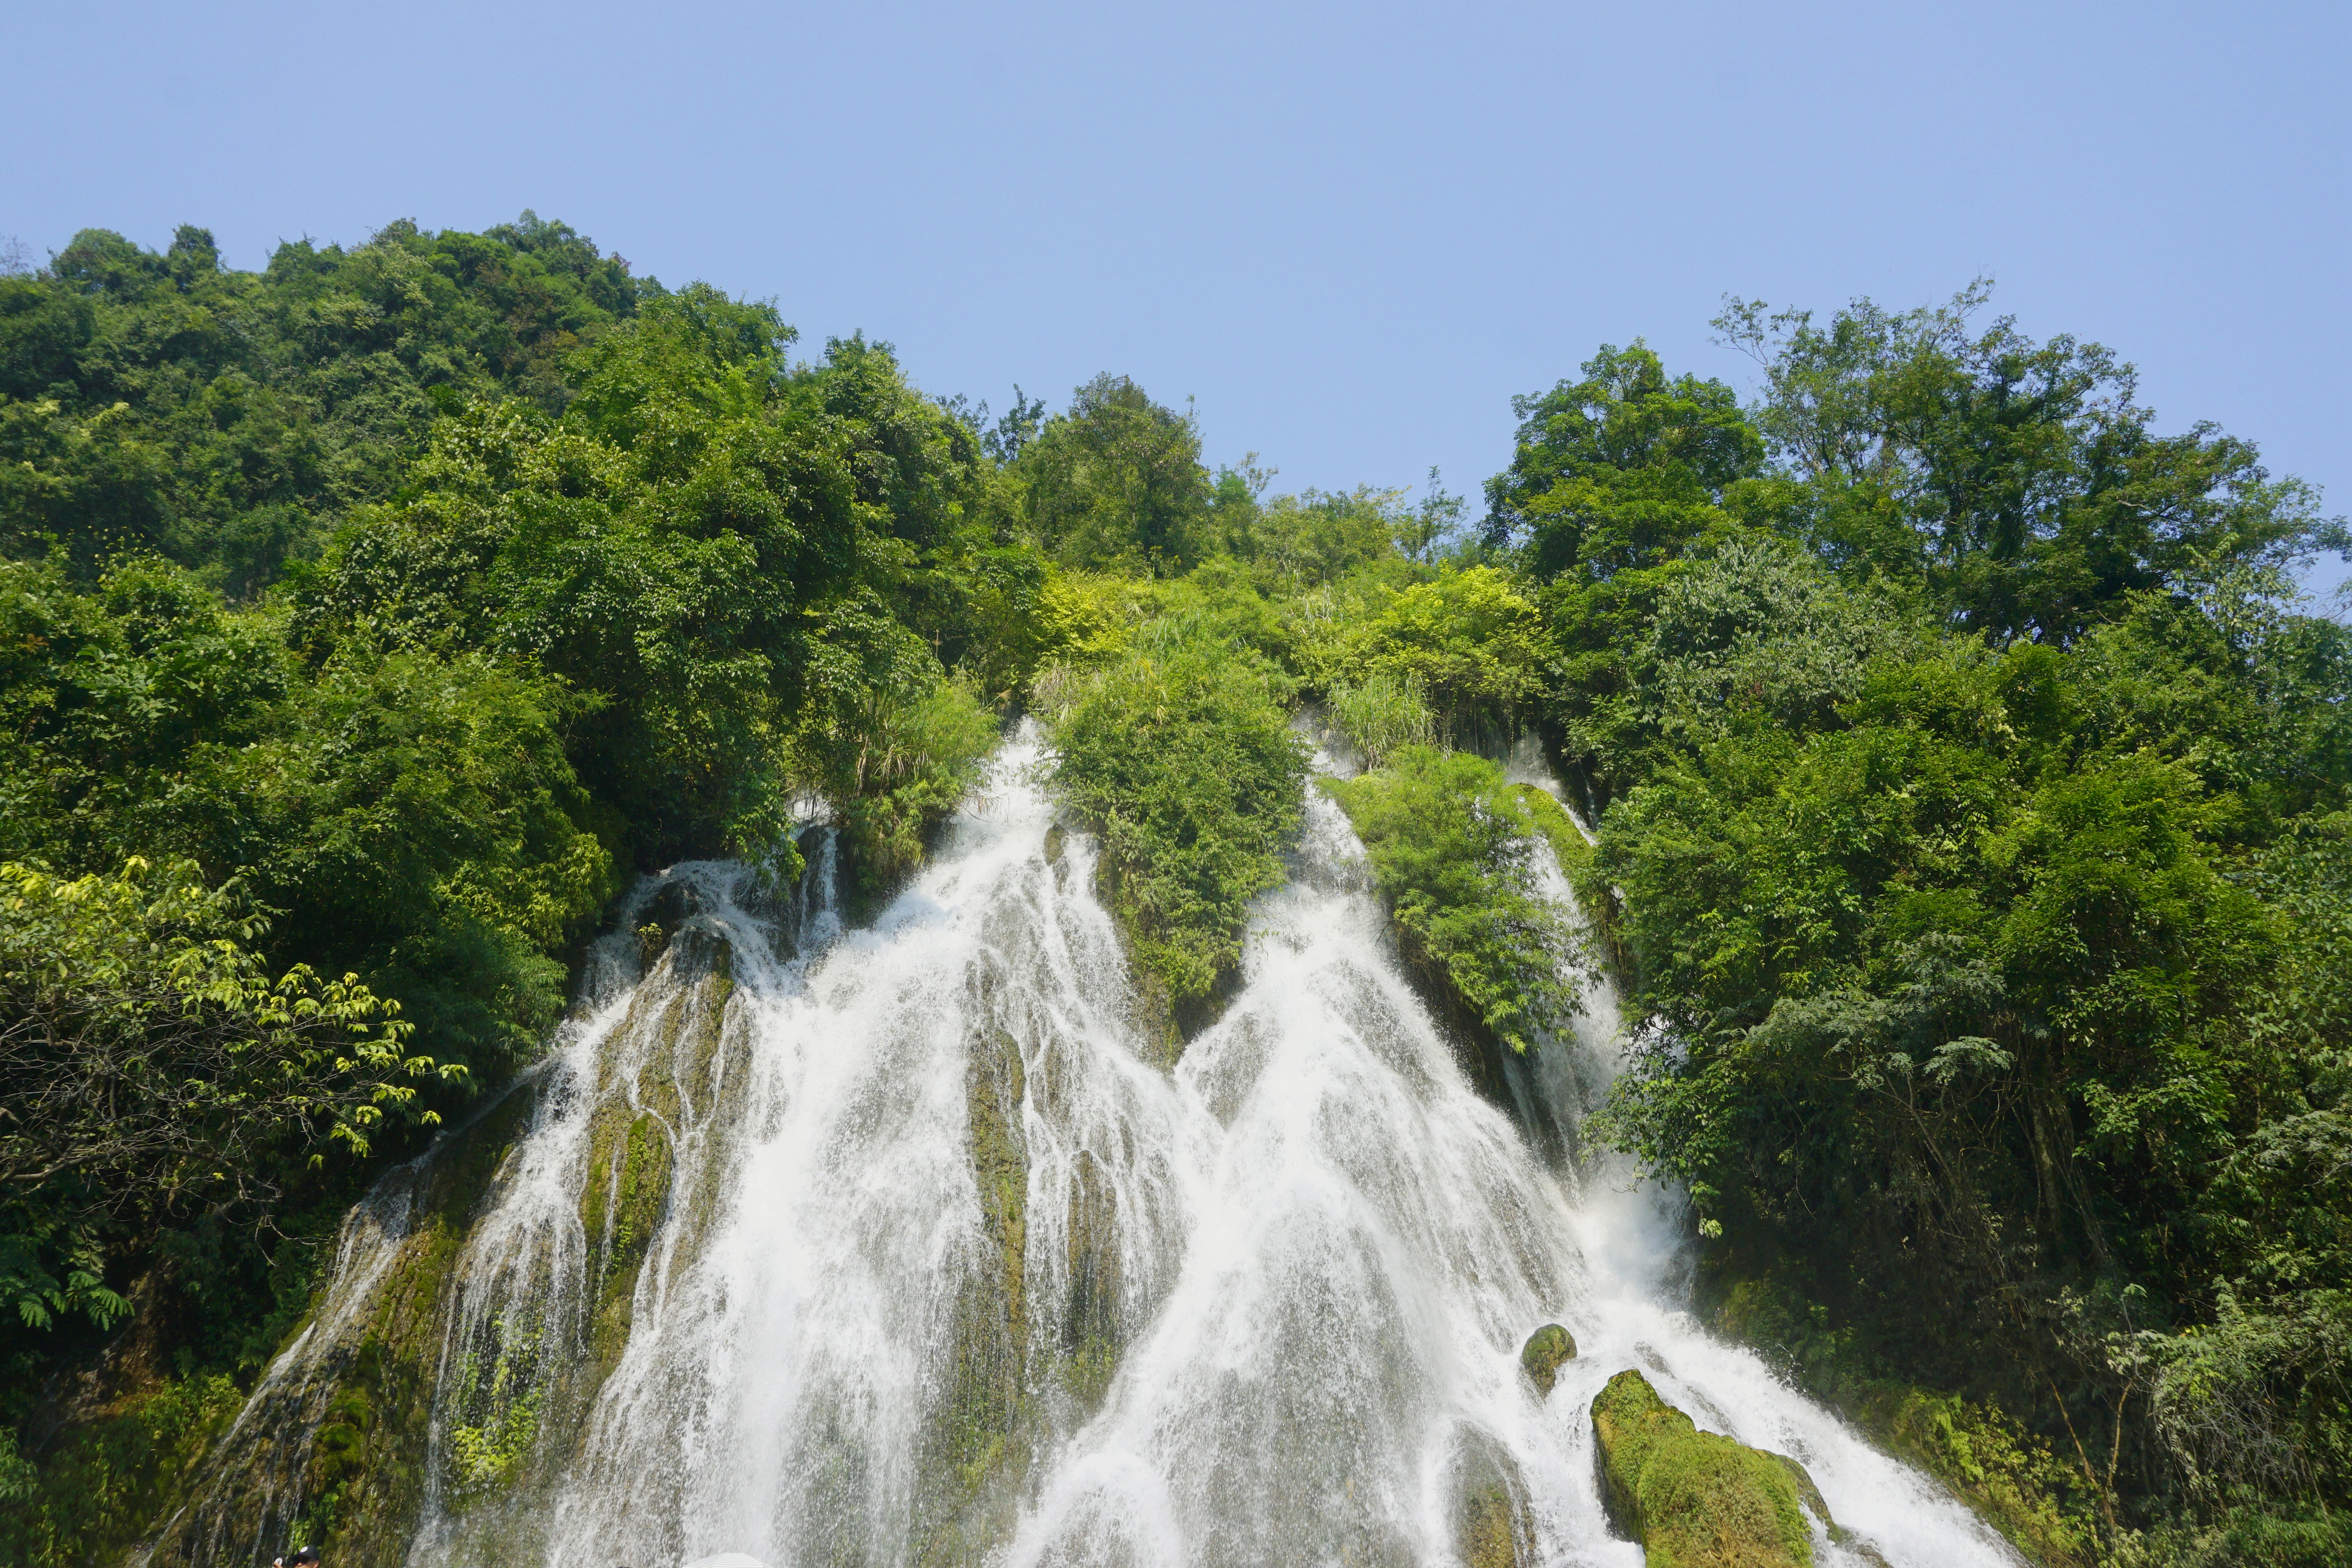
[1452,1433,1537,1568]
[1089,846,1189,1064]
[139,1079,539,1568]
[1705,1273,2094,1567]
[1513,781,1630,984]
[1520,1323,1576,1397]
[1058,1148,1123,1408]
[912,1025,1034,1567]
[1590,1368,1828,1568]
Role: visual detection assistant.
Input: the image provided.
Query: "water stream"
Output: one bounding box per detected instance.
[165,725,2023,1568]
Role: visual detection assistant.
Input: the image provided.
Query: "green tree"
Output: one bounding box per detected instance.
[1715,284,2349,642]
[0,857,445,1330]
[1019,374,1212,574]
[0,215,655,593]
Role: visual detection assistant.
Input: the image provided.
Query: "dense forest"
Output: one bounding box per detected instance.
[2,218,2345,1567]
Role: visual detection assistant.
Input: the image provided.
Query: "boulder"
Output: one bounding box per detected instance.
[1520,1323,1576,1397]
[1590,1368,1832,1568]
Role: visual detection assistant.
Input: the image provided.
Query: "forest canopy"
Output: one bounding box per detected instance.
[1,221,2346,1567]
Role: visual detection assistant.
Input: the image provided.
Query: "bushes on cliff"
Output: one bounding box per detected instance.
[1040,634,1307,1009]
[1321,747,1579,1056]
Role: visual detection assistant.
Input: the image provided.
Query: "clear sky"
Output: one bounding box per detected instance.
[6,0,2345,597]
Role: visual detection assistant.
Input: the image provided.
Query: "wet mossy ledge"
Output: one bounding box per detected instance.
[1703,1272,2095,1567]
[1590,1368,1855,1568]
[1453,1433,1538,1568]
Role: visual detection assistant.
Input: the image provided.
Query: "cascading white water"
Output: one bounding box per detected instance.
[183,723,2026,1568]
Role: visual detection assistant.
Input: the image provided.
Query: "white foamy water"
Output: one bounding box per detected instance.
[175,725,2022,1568]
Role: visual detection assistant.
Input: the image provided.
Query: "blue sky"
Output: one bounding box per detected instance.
[6,0,2345,597]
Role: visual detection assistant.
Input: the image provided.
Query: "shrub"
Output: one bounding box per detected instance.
[1321,746,1579,1055]
[1042,638,1307,1008]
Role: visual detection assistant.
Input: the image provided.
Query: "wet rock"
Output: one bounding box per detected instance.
[1590,1368,1826,1568]
[635,875,712,967]
[1059,1148,1123,1405]
[1520,1323,1576,1397]
[580,1109,673,1369]
[147,1083,541,1568]
[645,877,704,931]
[912,1026,1033,1567]
[1452,1433,1537,1568]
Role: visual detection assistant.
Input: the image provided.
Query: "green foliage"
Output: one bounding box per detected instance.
[1019,374,1212,574]
[1321,747,1578,1056]
[297,314,996,867]
[1323,668,1435,770]
[0,1373,244,1568]
[1223,470,1467,582]
[0,554,618,1080]
[0,214,652,594]
[1512,299,2351,1549]
[0,857,446,1328]
[1315,565,1547,744]
[1713,283,2348,642]
[1041,635,1308,1008]
[1485,341,1762,582]
[803,673,1001,905]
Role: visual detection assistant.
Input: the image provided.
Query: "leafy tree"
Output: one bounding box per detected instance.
[1350,564,1548,742]
[1714,284,2349,642]
[298,309,997,866]
[1485,341,1762,579]
[0,214,655,593]
[0,857,444,1330]
[0,555,616,1079]
[1019,374,1212,574]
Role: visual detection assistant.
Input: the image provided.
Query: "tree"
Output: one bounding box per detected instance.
[0,858,446,1329]
[1019,374,1212,574]
[1714,283,2349,642]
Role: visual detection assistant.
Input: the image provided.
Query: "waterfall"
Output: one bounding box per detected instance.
[159,725,2023,1568]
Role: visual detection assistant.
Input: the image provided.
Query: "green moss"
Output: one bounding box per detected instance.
[1590,1368,1819,1568]
[1458,1479,1532,1568]
[444,1315,545,1500]
[1453,1436,1536,1568]
[1851,1387,2093,1568]
[1058,1149,1124,1411]
[1513,781,1632,982]
[137,1082,540,1568]
[1520,1323,1576,1397]
[1090,850,1185,1065]
[1707,1274,2096,1568]
[1514,782,1593,877]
